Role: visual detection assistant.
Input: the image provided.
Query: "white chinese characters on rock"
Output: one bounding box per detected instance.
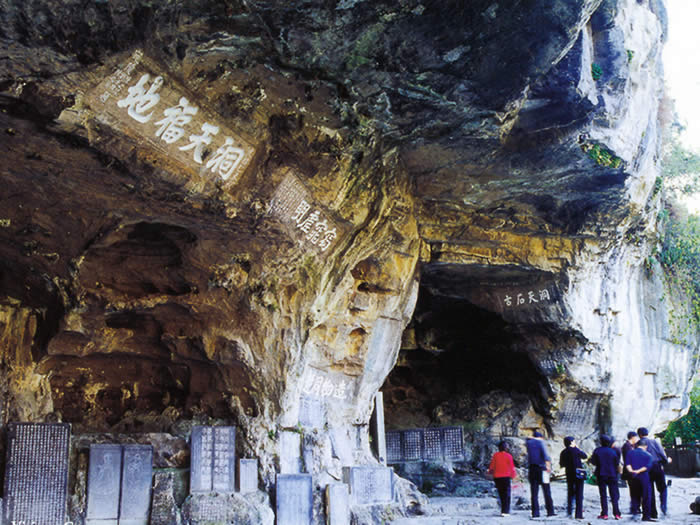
[302,369,352,401]
[503,288,551,308]
[268,172,342,254]
[98,50,144,103]
[116,74,245,180]
[290,200,337,252]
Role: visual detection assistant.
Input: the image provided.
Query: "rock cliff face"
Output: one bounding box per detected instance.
[383,0,696,447]
[0,0,695,519]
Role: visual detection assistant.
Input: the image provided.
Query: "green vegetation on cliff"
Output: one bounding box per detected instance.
[654,133,700,343]
[661,380,700,446]
[657,206,700,342]
[660,138,700,194]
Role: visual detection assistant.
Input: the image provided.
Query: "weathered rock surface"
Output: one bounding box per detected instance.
[0,0,695,521]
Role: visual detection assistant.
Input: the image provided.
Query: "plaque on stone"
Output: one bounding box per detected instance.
[237,458,258,493]
[119,445,153,525]
[279,430,302,474]
[276,473,313,525]
[326,483,349,525]
[442,427,464,461]
[190,425,236,493]
[86,444,123,524]
[386,431,402,464]
[190,426,214,492]
[212,426,236,492]
[268,171,345,256]
[299,394,325,428]
[423,428,442,461]
[2,422,71,525]
[185,495,229,522]
[559,396,598,431]
[403,429,423,461]
[342,466,393,505]
[86,50,257,189]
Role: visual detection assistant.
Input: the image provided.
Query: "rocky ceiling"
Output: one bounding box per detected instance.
[0,0,692,486]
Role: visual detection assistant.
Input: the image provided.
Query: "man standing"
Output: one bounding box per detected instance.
[622,431,640,514]
[559,436,587,519]
[527,430,556,518]
[626,438,655,522]
[590,435,622,520]
[638,427,672,518]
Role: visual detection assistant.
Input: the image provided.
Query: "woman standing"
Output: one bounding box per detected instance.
[488,440,518,517]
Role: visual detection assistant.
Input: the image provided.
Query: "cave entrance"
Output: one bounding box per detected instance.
[382,263,566,436]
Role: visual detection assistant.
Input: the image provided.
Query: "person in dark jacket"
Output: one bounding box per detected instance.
[626,438,655,522]
[526,430,556,518]
[638,426,672,518]
[621,431,640,514]
[559,436,587,519]
[589,434,621,519]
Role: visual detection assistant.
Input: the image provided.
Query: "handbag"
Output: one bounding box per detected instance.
[575,468,588,480]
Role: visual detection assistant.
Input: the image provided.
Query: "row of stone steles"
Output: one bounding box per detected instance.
[86,425,259,523]
[385,426,465,464]
[277,466,397,525]
[0,422,259,525]
[1,421,396,525]
[277,390,396,524]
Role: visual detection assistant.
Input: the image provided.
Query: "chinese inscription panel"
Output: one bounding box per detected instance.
[119,445,153,522]
[86,50,255,187]
[2,423,70,525]
[386,432,402,464]
[343,466,393,505]
[276,474,313,525]
[86,444,122,521]
[190,425,236,493]
[268,172,342,255]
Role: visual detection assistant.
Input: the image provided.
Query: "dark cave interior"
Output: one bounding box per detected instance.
[382,264,563,431]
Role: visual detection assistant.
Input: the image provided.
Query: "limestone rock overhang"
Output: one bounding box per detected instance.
[0,0,684,449]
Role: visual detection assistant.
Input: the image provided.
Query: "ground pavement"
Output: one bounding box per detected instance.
[392,476,700,524]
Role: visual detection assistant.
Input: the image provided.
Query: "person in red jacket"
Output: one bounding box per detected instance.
[488,440,518,516]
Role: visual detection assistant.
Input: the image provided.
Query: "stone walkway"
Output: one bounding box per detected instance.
[392,476,700,524]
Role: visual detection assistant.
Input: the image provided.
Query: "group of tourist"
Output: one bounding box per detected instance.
[487,428,672,521]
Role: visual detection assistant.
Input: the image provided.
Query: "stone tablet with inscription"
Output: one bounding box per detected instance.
[386,431,402,464]
[423,427,442,461]
[279,430,302,474]
[276,473,313,525]
[556,395,598,433]
[326,483,349,525]
[212,426,236,492]
[299,394,325,428]
[2,422,71,525]
[86,444,123,524]
[442,427,464,461]
[119,445,153,525]
[190,425,236,493]
[237,458,258,493]
[190,425,213,492]
[403,429,423,461]
[342,466,393,505]
[86,50,256,189]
